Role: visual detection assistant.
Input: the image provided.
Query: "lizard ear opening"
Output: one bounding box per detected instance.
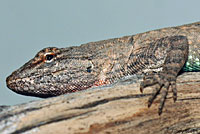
[43,53,55,63]
[86,66,92,73]
[86,61,94,73]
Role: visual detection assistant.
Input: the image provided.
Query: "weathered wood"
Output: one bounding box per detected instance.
[1,72,200,134]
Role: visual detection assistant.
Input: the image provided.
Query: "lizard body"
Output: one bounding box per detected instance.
[6,22,200,115]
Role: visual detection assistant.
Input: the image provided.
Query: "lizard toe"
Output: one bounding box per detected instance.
[158,82,170,115]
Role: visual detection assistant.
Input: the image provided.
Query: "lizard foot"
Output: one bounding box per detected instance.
[140,73,177,115]
[139,36,188,115]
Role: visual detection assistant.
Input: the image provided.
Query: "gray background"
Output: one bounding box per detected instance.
[0,0,200,105]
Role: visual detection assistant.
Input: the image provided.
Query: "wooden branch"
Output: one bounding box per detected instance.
[1,72,200,134]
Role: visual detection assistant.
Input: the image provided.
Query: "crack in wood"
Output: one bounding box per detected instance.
[74,94,150,109]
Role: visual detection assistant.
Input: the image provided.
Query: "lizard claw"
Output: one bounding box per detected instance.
[140,72,177,115]
[140,84,144,93]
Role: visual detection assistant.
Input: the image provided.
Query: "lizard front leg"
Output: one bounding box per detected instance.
[140,36,189,115]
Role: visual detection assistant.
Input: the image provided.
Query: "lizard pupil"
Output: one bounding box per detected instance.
[45,54,54,61]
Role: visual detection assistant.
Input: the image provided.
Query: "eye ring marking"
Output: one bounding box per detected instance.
[43,52,55,63]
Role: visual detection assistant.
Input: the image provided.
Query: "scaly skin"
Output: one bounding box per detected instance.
[6,22,200,115]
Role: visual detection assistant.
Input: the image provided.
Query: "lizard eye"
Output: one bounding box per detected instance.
[43,53,55,63]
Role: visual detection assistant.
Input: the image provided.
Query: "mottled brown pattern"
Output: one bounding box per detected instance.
[6,22,200,114]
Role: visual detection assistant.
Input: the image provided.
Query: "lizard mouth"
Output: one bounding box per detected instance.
[6,73,98,98]
[6,68,110,98]
[6,74,32,90]
[6,75,58,98]
[6,75,43,97]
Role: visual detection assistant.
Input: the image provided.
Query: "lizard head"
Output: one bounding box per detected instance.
[6,36,133,98]
[6,47,110,98]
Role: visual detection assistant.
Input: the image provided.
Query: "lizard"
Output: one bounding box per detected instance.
[6,22,200,115]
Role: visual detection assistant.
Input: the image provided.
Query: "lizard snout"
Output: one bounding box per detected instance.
[6,73,16,90]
